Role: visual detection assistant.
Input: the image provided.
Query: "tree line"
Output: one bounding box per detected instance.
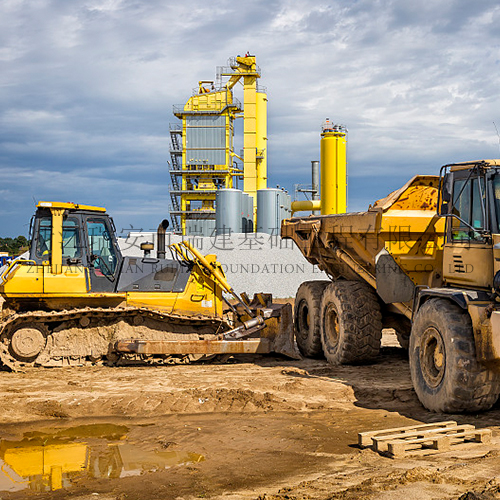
[0,236,30,256]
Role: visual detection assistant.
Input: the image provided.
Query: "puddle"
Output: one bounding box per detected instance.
[0,423,204,493]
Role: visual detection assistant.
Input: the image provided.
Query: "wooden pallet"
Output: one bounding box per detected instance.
[358,421,457,448]
[358,421,492,458]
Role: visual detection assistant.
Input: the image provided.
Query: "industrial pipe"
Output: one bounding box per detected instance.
[291,199,321,215]
[312,160,320,215]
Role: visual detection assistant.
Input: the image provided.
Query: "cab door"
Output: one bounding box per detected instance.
[33,215,90,294]
[84,216,122,292]
[442,173,493,288]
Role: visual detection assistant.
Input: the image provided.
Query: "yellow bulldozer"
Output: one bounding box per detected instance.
[0,201,296,370]
[283,160,500,413]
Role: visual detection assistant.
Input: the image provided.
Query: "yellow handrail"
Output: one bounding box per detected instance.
[1,259,38,283]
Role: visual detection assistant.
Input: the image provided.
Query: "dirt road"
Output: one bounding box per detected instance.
[0,333,499,500]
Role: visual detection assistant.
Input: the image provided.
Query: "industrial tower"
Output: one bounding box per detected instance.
[169,55,268,234]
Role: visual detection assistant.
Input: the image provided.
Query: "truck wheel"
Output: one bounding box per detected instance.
[410,298,500,413]
[320,281,382,364]
[294,281,330,358]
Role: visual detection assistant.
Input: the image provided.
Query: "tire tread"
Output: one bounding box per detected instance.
[410,298,500,413]
[294,280,330,358]
[320,280,382,364]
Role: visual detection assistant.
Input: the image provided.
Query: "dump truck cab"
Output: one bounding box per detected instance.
[438,160,500,291]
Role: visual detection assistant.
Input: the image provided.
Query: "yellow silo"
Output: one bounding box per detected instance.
[320,119,347,214]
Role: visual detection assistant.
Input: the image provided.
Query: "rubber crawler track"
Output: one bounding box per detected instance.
[0,307,229,371]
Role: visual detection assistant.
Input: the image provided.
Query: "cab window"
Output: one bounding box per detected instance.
[62,218,81,259]
[451,177,485,241]
[35,217,82,261]
[35,218,52,259]
[491,176,500,233]
[87,219,117,275]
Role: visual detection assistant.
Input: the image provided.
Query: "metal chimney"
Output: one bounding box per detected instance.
[311,160,320,215]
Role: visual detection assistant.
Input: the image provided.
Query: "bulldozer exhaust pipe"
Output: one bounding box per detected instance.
[157,219,170,259]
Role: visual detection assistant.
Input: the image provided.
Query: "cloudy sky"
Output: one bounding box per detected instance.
[1,0,500,237]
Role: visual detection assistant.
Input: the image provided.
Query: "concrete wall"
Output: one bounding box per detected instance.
[117,232,329,298]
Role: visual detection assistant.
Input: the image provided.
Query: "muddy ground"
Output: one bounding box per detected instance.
[0,332,500,500]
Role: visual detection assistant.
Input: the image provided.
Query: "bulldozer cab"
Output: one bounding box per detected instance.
[30,202,123,293]
[439,161,500,289]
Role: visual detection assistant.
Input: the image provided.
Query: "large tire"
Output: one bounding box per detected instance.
[409,298,500,413]
[320,281,382,365]
[294,281,330,358]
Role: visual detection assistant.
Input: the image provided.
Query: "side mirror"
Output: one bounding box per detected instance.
[439,201,449,216]
[439,174,452,216]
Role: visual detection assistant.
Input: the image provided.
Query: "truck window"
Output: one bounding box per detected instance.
[471,178,485,230]
[492,176,500,233]
[451,177,484,241]
[87,219,117,275]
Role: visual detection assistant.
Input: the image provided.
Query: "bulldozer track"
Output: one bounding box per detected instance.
[0,306,230,371]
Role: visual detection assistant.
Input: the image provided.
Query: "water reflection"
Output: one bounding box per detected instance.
[0,423,204,493]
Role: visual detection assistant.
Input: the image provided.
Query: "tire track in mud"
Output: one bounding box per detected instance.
[0,335,461,426]
[257,457,500,500]
[0,353,421,423]
[0,361,358,422]
[23,387,302,420]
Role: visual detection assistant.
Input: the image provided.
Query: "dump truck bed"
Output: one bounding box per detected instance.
[281,175,445,318]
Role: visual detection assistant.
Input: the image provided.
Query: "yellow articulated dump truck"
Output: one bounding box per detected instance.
[0,201,296,370]
[282,160,500,413]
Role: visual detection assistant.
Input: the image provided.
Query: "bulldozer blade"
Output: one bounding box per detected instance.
[114,302,300,360]
[260,302,301,360]
[115,339,273,355]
